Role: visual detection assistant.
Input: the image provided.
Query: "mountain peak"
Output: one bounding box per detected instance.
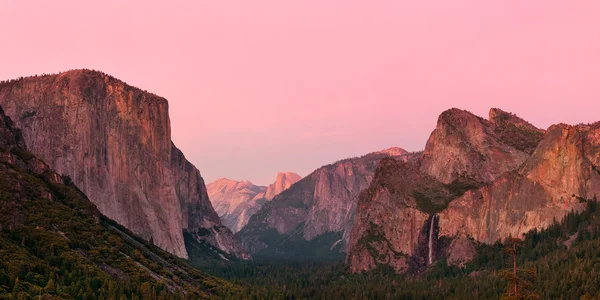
[422,107,537,184]
[207,172,300,232]
[489,107,543,133]
[265,172,302,200]
[377,147,409,157]
[437,108,486,127]
[207,178,261,195]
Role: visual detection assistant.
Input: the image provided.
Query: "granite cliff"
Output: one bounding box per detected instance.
[207,172,301,232]
[262,172,302,200]
[420,108,543,184]
[438,122,600,244]
[346,108,596,273]
[0,70,245,259]
[0,105,235,297]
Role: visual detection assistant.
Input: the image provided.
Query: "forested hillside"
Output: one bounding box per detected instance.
[0,107,238,299]
[200,199,600,299]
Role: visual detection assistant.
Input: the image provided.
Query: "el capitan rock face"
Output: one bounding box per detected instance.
[238,148,415,256]
[0,70,245,258]
[346,108,591,273]
[207,172,301,233]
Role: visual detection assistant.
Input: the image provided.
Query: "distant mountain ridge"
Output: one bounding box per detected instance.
[208,172,301,232]
[237,147,416,259]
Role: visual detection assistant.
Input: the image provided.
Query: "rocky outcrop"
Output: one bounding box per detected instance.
[0,106,26,154]
[446,234,477,268]
[0,70,245,258]
[207,172,301,233]
[0,105,62,186]
[420,108,543,185]
[347,108,561,273]
[238,148,415,256]
[438,122,600,244]
[263,172,302,200]
[346,158,434,273]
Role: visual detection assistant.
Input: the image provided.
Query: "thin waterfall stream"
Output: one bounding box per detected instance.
[428,215,435,265]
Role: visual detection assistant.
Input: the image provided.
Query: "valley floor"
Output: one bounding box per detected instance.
[192,200,600,299]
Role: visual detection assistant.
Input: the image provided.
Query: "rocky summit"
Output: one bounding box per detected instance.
[208,172,301,233]
[237,148,416,258]
[263,172,302,201]
[346,108,600,274]
[0,70,245,259]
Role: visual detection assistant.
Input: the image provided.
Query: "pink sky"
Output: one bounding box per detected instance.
[1,1,599,185]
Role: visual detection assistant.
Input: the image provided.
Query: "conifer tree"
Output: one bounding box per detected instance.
[500,236,539,299]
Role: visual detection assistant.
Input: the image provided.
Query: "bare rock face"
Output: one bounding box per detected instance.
[346,158,433,273]
[238,148,415,256]
[420,108,543,184]
[208,178,267,233]
[0,70,245,258]
[0,106,26,153]
[263,172,302,200]
[446,234,477,268]
[346,108,556,273]
[0,105,58,181]
[438,122,600,244]
[207,172,301,233]
[0,106,84,225]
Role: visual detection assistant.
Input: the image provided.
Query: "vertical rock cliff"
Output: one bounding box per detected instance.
[0,70,244,258]
[347,108,558,273]
[420,108,543,184]
[438,122,600,244]
[262,172,302,200]
[207,172,301,233]
[346,158,434,273]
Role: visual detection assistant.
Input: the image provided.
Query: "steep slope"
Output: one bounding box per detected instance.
[208,173,301,233]
[346,158,442,273]
[347,108,552,273]
[0,106,236,299]
[0,70,244,259]
[238,148,415,258]
[262,172,302,200]
[420,108,543,184]
[438,122,600,244]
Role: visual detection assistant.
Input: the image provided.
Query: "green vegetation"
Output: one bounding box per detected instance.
[356,222,405,263]
[2,102,600,298]
[413,190,451,214]
[183,232,237,265]
[249,225,344,262]
[0,147,238,299]
[413,176,481,214]
[189,198,600,299]
[5,141,600,298]
[494,120,545,154]
[444,175,482,197]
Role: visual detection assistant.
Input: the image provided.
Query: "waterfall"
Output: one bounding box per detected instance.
[428,215,436,265]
